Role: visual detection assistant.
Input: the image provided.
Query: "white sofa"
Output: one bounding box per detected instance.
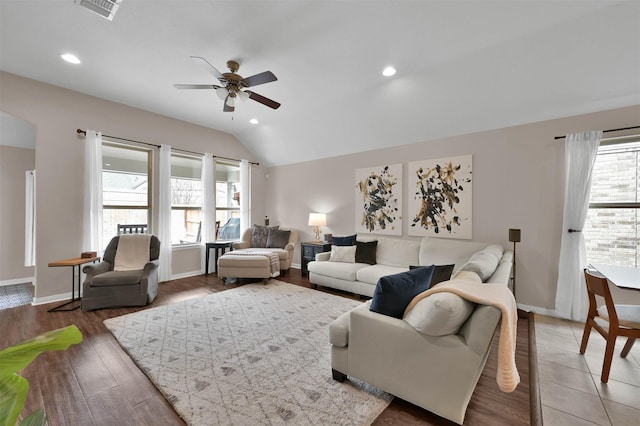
[323,236,514,424]
[308,235,513,297]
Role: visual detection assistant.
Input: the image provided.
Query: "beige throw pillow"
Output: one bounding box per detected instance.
[329,245,356,263]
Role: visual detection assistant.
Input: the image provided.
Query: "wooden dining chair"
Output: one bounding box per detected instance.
[580,269,640,383]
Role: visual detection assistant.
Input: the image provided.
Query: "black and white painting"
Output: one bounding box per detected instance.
[355,164,402,235]
[408,155,472,239]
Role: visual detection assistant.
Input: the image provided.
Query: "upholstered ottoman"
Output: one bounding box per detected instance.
[217,253,274,282]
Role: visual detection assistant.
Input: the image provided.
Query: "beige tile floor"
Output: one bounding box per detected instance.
[535,314,640,425]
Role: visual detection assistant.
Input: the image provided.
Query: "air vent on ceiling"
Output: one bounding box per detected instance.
[75,0,122,21]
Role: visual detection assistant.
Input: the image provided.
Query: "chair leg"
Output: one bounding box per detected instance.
[601,336,617,383]
[579,321,592,354]
[621,337,636,358]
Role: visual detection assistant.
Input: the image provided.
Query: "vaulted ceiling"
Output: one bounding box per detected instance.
[1,1,638,166]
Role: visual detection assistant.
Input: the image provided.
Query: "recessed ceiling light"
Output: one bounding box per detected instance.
[382,66,396,77]
[250,118,259,125]
[60,53,81,64]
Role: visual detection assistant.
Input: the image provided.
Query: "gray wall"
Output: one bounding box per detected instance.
[265,105,640,312]
[0,71,266,301]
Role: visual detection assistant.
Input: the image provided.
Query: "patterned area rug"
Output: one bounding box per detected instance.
[0,283,33,310]
[104,281,392,425]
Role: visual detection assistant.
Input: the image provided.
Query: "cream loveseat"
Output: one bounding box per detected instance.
[324,236,514,424]
[308,235,513,297]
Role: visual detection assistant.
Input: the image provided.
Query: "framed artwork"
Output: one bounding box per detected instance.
[408,155,472,239]
[355,164,402,235]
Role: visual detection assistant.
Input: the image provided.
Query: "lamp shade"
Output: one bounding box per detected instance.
[308,213,327,227]
[509,228,521,243]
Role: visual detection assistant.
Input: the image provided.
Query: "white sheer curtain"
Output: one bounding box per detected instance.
[158,145,172,282]
[555,131,602,321]
[202,153,216,242]
[83,130,103,253]
[24,170,36,266]
[240,159,250,233]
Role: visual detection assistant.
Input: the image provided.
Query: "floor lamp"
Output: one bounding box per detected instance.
[509,228,521,299]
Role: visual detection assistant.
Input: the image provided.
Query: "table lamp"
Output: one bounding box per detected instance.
[308,213,326,242]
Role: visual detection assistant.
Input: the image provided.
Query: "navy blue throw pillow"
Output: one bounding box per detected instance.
[369,265,435,319]
[409,264,455,286]
[332,234,356,246]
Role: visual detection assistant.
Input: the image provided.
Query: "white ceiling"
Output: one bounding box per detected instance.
[1,1,638,167]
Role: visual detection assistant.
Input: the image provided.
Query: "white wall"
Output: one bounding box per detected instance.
[265,105,640,312]
[0,71,267,301]
[0,145,35,284]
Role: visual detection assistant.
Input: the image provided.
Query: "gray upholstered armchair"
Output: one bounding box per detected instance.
[81,235,160,311]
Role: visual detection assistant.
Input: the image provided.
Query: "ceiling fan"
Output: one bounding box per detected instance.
[174,56,281,112]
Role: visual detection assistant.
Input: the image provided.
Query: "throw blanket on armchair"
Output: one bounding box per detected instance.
[228,249,281,277]
[114,234,152,271]
[406,279,520,393]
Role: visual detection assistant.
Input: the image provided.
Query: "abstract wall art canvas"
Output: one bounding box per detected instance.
[408,155,472,239]
[355,164,402,235]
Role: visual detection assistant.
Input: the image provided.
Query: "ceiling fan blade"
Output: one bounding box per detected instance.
[173,84,219,89]
[246,90,281,109]
[242,71,277,88]
[190,56,225,83]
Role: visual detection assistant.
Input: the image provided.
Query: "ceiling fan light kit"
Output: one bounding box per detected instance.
[174,57,281,113]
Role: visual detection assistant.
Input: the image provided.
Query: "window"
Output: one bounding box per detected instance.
[215,160,241,240]
[584,137,640,267]
[102,143,151,246]
[171,153,202,245]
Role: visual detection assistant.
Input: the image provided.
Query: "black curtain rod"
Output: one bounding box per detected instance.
[76,129,259,166]
[554,125,640,140]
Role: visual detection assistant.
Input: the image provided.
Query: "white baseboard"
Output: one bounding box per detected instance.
[32,291,75,306]
[168,270,203,281]
[0,277,34,287]
[517,303,562,318]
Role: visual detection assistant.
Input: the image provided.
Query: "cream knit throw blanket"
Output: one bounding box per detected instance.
[114,234,152,271]
[406,279,520,393]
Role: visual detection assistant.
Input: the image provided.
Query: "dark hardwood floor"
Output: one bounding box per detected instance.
[1,270,532,425]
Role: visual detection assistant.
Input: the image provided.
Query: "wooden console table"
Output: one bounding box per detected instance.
[48,256,99,312]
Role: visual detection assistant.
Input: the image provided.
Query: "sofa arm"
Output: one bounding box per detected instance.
[82,261,111,277]
[315,251,331,261]
[233,241,249,250]
[458,304,501,356]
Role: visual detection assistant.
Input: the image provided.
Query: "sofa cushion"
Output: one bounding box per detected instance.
[356,264,408,285]
[403,292,477,336]
[332,234,357,246]
[266,229,291,249]
[91,270,143,287]
[376,237,421,267]
[355,240,378,264]
[458,244,504,281]
[419,237,488,273]
[369,265,435,319]
[251,225,279,248]
[410,264,455,286]
[307,260,366,281]
[329,245,357,263]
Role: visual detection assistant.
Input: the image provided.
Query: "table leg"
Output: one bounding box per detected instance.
[206,246,211,275]
[48,265,82,312]
[214,248,220,273]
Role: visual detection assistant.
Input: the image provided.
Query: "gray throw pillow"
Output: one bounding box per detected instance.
[251,224,279,248]
[266,229,291,249]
